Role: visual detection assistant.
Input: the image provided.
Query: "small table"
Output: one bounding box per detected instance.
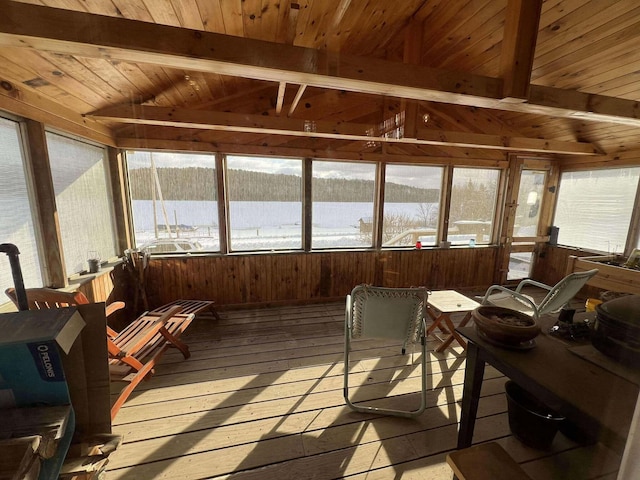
[426,290,480,352]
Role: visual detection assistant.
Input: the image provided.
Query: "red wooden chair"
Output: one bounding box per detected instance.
[5,287,194,420]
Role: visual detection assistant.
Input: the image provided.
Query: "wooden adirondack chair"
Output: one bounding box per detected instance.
[5,287,195,420]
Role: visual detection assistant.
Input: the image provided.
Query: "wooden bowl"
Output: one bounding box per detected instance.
[472,306,540,345]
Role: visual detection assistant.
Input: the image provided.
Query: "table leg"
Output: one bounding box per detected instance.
[457,342,485,449]
[426,308,451,335]
[436,314,469,352]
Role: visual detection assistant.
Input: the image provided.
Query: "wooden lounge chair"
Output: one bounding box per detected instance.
[150,298,221,320]
[5,287,195,420]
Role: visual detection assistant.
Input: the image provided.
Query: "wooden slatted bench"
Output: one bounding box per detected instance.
[446,442,532,480]
[151,299,221,321]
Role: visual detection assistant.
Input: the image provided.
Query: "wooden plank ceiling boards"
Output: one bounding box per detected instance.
[1,0,640,161]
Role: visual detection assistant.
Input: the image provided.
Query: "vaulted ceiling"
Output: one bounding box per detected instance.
[2,0,640,163]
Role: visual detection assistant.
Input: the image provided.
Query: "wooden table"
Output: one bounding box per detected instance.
[426,290,480,352]
[456,318,639,453]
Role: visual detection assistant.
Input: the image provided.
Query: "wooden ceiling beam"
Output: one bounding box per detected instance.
[2,1,640,127]
[401,19,424,139]
[88,104,600,155]
[500,0,542,100]
[116,136,509,167]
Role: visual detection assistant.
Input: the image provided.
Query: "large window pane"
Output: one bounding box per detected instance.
[127,151,219,253]
[226,155,302,251]
[312,160,376,248]
[48,132,117,274]
[0,117,43,293]
[382,164,443,247]
[555,168,640,253]
[514,170,546,237]
[449,167,500,246]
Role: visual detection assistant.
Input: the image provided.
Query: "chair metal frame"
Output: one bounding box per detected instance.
[480,269,599,319]
[344,284,429,418]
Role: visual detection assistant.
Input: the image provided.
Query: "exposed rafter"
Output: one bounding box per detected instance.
[2,1,640,127]
[88,105,601,155]
[500,0,542,100]
[275,82,286,115]
[288,84,307,117]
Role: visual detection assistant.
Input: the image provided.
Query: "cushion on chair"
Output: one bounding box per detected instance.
[361,296,421,341]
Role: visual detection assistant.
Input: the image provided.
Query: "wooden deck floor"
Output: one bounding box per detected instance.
[105,301,621,479]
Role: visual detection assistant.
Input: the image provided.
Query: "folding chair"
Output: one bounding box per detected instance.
[344,285,429,418]
[480,269,598,319]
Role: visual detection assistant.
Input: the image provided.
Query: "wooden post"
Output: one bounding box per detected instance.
[23,120,67,287]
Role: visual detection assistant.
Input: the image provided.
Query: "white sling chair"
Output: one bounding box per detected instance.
[481,269,598,319]
[344,285,429,418]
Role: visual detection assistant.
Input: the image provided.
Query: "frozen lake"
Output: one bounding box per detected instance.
[132,200,443,250]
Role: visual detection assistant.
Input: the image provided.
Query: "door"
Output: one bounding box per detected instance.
[498,156,558,284]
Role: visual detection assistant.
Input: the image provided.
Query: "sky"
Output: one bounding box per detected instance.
[125,151,499,189]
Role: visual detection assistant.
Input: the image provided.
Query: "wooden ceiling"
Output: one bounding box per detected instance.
[2,0,640,163]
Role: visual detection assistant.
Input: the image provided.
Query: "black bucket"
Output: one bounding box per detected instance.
[505,381,564,449]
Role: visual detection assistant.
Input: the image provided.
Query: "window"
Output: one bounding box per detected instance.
[554,168,640,253]
[508,170,547,281]
[47,132,117,274]
[382,164,443,247]
[312,160,377,248]
[449,167,500,246]
[0,117,43,293]
[514,170,546,238]
[226,155,302,251]
[127,150,219,253]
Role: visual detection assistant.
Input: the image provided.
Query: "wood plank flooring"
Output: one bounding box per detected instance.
[105,301,621,479]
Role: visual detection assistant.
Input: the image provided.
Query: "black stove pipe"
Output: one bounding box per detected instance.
[0,243,29,311]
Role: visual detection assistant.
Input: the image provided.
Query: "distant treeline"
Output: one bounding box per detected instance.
[129,167,440,203]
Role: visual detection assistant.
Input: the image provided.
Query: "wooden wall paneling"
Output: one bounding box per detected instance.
[172,257,184,299]
[307,253,316,298]
[196,256,206,301]
[213,256,226,305]
[531,245,584,286]
[304,253,313,299]
[275,253,285,301]
[319,253,331,297]
[184,256,197,299]
[249,255,259,303]
[204,256,216,300]
[234,255,244,303]
[185,256,197,298]
[143,247,502,308]
[294,253,305,300]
